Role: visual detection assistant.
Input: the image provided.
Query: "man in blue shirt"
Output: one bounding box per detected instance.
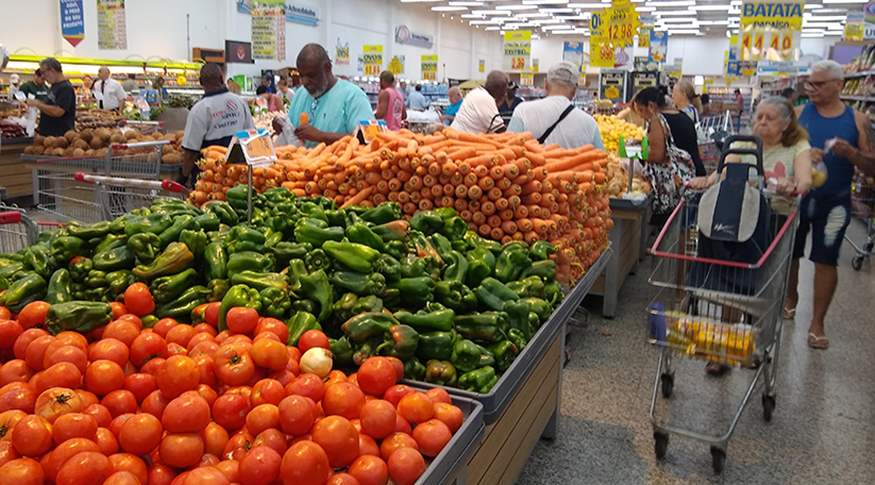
[406,85,430,110]
[440,86,463,125]
[288,44,375,147]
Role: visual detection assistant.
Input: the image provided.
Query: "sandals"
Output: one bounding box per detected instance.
[808,333,829,350]
[706,362,731,375]
[783,307,796,319]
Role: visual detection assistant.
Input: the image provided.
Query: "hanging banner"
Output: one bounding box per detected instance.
[562,42,584,72]
[503,31,531,71]
[478,60,485,73]
[336,38,350,66]
[845,11,865,41]
[389,56,404,76]
[638,15,655,49]
[251,0,285,61]
[648,30,667,64]
[739,1,803,62]
[421,55,438,81]
[97,0,127,50]
[531,59,539,72]
[590,0,642,68]
[60,0,85,48]
[363,45,383,76]
[395,25,434,49]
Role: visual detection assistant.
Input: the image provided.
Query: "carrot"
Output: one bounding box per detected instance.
[341,186,373,208]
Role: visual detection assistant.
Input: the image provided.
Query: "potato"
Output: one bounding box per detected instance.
[32,146,45,155]
[95,148,107,157]
[85,149,95,157]
[34,135,45,146]
[73,139,89,150]
[79,130,93,143]
[89,137,104,150]
[52,147,65,157]
[94,128,111,142]
[110,133,126,144]
[23,145,34,154]
[64,147,75,157]
[175,130,184,140]
[64,130,78,143]
[124,130,138,140]
[43,136,56,148]
[54,137,70,149]
[72,148,86,157]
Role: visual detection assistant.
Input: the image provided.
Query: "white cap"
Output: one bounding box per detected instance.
[9,73,20,84]
[546,61,579,87]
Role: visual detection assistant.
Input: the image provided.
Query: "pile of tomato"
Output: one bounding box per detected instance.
[0,295,466,485]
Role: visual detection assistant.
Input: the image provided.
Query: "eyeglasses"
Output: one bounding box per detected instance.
[806,79,839,89]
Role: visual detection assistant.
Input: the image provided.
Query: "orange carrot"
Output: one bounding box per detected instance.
[341,186,373,208]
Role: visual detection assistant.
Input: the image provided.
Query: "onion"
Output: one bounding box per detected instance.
[300,348,333,378]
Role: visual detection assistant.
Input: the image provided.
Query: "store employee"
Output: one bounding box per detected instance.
[288,44,374,147]
[27,58,76,137]
[18,69,49,102]
[93,66,127,111]
[179,63,255,187]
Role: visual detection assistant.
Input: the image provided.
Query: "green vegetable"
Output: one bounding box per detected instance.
[520,260,557,283]
[475,277,520,311]
[330,336,354,365]
[287,311,321,346]
[457,366,498,393]
[46,269,73,305]
[93,233,127,255]
[416,331,456,361]
[440,216,468,241]
[208,279,231,302]
[294,221,344,248]
[127,233,162,265]
[404,358,427,380]
[287,259,308,296]
[454,312,508,343]
[521,297,553,323]
[300,270,332,322]
[193,211,221,232]
[124,212,172,238]
[377,325,420,360]
[341,312,399,343]
[155,286,210,320]
[465,247,495,288]
[394,308,455,332]
[495,247,531,283]
[425,360,457,387]
[507,328,527,351]
[373,255,401,283]
[476,343,496,367]
[150,268,198,303]
[106,270,135,301]
[157,215,198,249]
[304,249,330,272]
[487,340,519,372]
[227,251,275,278]
[50,236,86,265]
[204,243,227,281]
[230,271,289,293]
[92,245,134,272]
[322,241,381,273]
[352,295,383,315]
[67,221,111,240]
[68,256,92,283]
[260,287,291,318]
[1,274,47,312]
[346,223,386,252]
[409,210,444,234]
[434,280,478,313]
[179,230,207,258]
[226,225,266,254]
[544,281,564,305]
[359,203,401,225]
[442,251,468,285]
[329,271,385,297]
[204,201,239,226]
[218,284,263,331]
[272,242,311,268]
[451,338,482,374]
[529,241,556,261]
[45,301,113,335]
[372,220,409,242]
[133,242,194,281]
[507,275,545,299]
[353,338,381,365]
[25,245,55,279]
[390,277,435,306]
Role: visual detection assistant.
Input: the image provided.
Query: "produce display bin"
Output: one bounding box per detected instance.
[406,248,613,424]
[0,138,36,199]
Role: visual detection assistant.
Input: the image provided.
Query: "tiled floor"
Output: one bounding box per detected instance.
[517,220,875,484]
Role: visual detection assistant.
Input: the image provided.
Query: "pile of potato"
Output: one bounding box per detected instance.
[22,127,185,164]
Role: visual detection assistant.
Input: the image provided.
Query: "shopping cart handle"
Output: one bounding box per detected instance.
[0,211,22,224]
[74,172,89,183]
[111,140,171,150]
[162,180,186,193]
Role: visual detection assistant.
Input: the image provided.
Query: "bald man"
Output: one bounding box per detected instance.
[451,71,508,134]
[440,86,463,125]
[179,63,254,186]
[93,66,127,111]
[287,43,374,147]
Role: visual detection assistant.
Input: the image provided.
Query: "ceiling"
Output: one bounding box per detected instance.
[399,0,862,37]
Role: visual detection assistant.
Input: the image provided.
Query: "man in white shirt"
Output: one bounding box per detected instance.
[508,61,604,150]
[93,66,127,111]
[451,71,508,134]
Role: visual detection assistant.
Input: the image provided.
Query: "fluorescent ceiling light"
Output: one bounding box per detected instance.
[448,1,484,5]
[636,6,656,11]
[541,24,574,29]
[804,15,849,21]
[825,31,842,36]
[667,29,700,34]
[809,8,848,13]
[698,20,730,25]
[540,7,574,12]
[730,0,742,5]
[485,26,502,30]
[802,29,825,33]
[496,4,538,9]
[654,10,695,16]
[535,18,566,23]
[804,4,823,8]
[522,0,570,4]
[645,1,695,7]
[461,14,485,18]
[804,22,838,28]
[471,9,511,14]
[801,33,824,37]
[566,2,604,7]
[690,5,731,11]
[470,19,505,24]
[431,6,468,11]
[550,30,587,34]
[400,0,443,2]
[555,15,590,19]
[659,17,698,23]
[517,12,550,17]
[822,0,866,3]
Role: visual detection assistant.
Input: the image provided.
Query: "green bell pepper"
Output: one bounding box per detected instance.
[300,269,333,322]
[292,299,317,314]
[544,281,564,305]
[451,338,482,374]
[377,325,420,360]
[409,210,444,234]
[400,255,429,279]
[465,247,495,288]
[193,211,221,232]
[92,245,134,272]
[359,203,401,225]
[390,277,435,306]
[346,223,386,252]
[352,295,383,315]
[287,311,321,346]
[46,269,73,305]
[507,329,527,351]
[416,331,456,362]
[434,280,478,313]
[330,336,354,365]
[353,338,381,366]
[24,244,55,280]
[85,269,108,289]
[507,275,546,299]
[495,247,532,283]
[411,233,443,266]
[179,230,207,258]
[372,254,401,283]
[133,242,194,281]
[45,301,113,335]
[322,241,380,273]
[394,308,455,332]
[106,270,135,302]
[150,268,198,304]
[225,184,249,210]
[93,233,127,255]
[127,233,162,265]
[226,225,266,254]
[218,284,263,331]
[386,240,408,260]
[260,287,291,318]
[230,271,289,293]
[425,360,457,387]
[204,201,239,226]
[332,293,359,323]
[294,221,344,248]
[298,202,328,223]
[66,221,111,240]
[442,251,468,285]
[520,260,557,283]
[68,256,93,283]
[529,241,556,261]
[227,251,276,278]
[124,212,173,238]
[208,278,230,302]
[272,242,312,268]
[287,259,307,296]
[371,220,409,243]
[476,343,496,368]
[304,249,330,273]
[487,341,519,372]
[404,358,427,381]
[0,256,26,280]
[51,236,86,265]
[457,366,498,393]
[156,215,198,249]
[329,271,386,297]
[439,216,468,242]
[464,231,502,254]
[521,297,553,323]
[129,208,151,217]
[454,312,508,343]
[475,277,520,311]
[341,312,399,343]
[204,243,227,281]
[1,274,46,313]
[155,286,210,321]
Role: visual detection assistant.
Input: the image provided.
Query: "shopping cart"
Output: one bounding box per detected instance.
[646,142,799,473]
[34,140,171,223]
[0,204,65,253]
[846,171,875,271]
[118,120,165,137]
[698,110,735,175]
[74,173,186,222]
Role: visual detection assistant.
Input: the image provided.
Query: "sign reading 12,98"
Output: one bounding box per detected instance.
[739,1,803,62]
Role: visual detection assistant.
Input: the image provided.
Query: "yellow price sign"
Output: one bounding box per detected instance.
[511,57,525,70]
[237,129,277,165]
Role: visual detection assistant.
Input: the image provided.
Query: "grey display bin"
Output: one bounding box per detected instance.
[409,391,484,485]
[405,249,612,424]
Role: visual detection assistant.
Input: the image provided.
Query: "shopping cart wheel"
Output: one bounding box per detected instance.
[851,255,864,271]
[660,373,674,398]
[762,395,776,422]
[654,432,669,459]
[710,447,726,474]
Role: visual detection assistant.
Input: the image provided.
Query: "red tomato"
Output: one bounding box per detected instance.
[328,473,361,485]
[359,399,397,440]
[411,419,452,457]
[200,422,229,458]
[34,362,81,393]
[88,338,130,367]
[166,324,198,349]
[384,357,405,383]
[42,345,88,375]
[215,460,238,483]
[119,413,163,456]
[0,360,34,387]
[0,385,35,414]
[44,437,100,481]
[82,403,112,428]
[425,387,452,405]
[380,433,419,461]
[195,384,218,408]
[129,333,167,368]
[238,446,282,485]
[253,318,288,343]
[140,390,171,418]
[204,302,222,328]
[251,379,285,406]
[156,355,200,399]
[56,451,113,485]
[101,389,139,418]
[396,392,434,425]
[140,357,165,376]
[147,464,177,485]
[311,415,360,469]
[0,440,19,467]
[159,433,204,469]
[433,402,464,434]
[24,335,56,371]
[357,357,398,397]
[322,382,365,420]
[183,466,229,485]
[250,339,290,371]
[244,403,280,436]
[393,414,412,435]
[213,346,255,387]
[280,441,331,485]
[109,302,127,319]
[12,328,48,361]
[285,373,325,403]
[162,393,211,433]
[298,330,330,354]
[358,434,380,457]
[103,471,141,485]
[347,454,390,485]
[52,412,98,442]
[388,447,426,485]
[109,413,135,438]
[0,458,45,485]
[35,386,84,423]
[382,385,415,408]
[277,394,316,437]
[211,393,250,430]
[124,283,155,316]
[226,307,259,335]
[102,321,140,348]
[11,414,52,456]
[84,359,125,396]
[115,314,143,329]
[252,428,287,456]
[16,301,50,330]
[108,453,148,484]
[0,320,22,350]
[123,373,157,404]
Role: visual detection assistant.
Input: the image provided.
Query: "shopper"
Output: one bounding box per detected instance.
[255,85,284,112]
[616,90,646,127]
[18,69,49,102]
[226,78,242,95]
[7,73,21,97]
[81,75,94,96]
[673,80,701,125]
[507,61,603,150]
[178,63,254,187]
[499,81,524,124]
[451,71,508,134]
[440,86,463,125]
[93,66,127,111]
[122,73,138,93]
[781,87,799,105]
[407,85,430,110]
[700,93,710,117]
[27,58,75,137]
[734,88,745,119]
[152,76,169,101]
[277,78,294,102]
[287,43,374,147]
[785,60,875,349]
[399,81,408,104]
[261,76,276,94]
[375,71,405,131]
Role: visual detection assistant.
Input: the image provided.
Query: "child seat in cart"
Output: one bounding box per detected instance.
[646,135,800,473]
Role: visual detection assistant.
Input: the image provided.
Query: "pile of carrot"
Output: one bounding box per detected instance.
[188,127,612,284]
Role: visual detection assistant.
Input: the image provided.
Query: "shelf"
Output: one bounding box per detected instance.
[844,70,875,79]
[840,95,875,102]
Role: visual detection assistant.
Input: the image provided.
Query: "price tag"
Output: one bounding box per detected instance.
[256,97,268,112]
[356,120,388,144]
[228,129,277,167]
[136,97,151,119]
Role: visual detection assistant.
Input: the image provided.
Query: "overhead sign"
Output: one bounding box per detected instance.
[96,0,127,50]
[389,56,404,75]
[421,55,438,81]
[739,1,803,61]
[60,0,85,48]
[395,25,434,49]
[336,38,349,66]
[363,45,383,76]
[503,31,531,71]
[845,11,865,41]
[237,1,319,26]
[649,30,667,64]
[563,42,585,75]
[590,0,642,68]
[251,0,286,61]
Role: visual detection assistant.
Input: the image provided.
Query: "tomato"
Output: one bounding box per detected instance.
[238,445,282,485]
[432,402,464,434]
[396,392,434,425]
[382,385,415,408]
[223,433,252,461]
[188,331,217,350]
[357,357,398,397]
[43,345,88,375]
[384,357,405,383]
[0,320,22,350]
[82,403,112,428]
[0,360,34,387]
[200,421,229,457]
[161,393,211,434]
[250,379,284,407]
[327,473,361,485]
[194,384,218,408]
[10,415,52,456]
[120,373,155,404]
[101,389,138,418]
[252,428,287,456]
[323,369,348,391]
[183,466,230,485]
[117,412,163,456]
[311,415,360,469]
[211,393,250,430]
[221,335,253,349]
[108,453,148,484]
[109,302,127,319]
[102,321,140,348]
[35,387,84,423]
[213,346,256,387]
[12,328,48,361]
[75,389,99,409]
[285,373,325,403]
[253,331,280,343]
[147,464,177,485]
[16,301,50,330]
[412,419,452,457]
[159,433,204,469]
[275,394,314,437]
[140,357,165,376]
[215,460,239,483]
[226,307,259,335]
[425,387,452,405]
[359,399,397,440]
[44,437,101,481]
[380,433,419,462]
[0,458,45,485]
[56,451,113,485]
[165,324,198,349]
[388,447,426,485]
[164,342,187,357]
[268,369,296,387]
[298,330,330,354]
[253,318,288,343]
[36,362,79,394]
[130,332,167,368]
[204,302,222,329]
[250,339,289,372]
[56,331,87,350]
[0,410,25,441]
[0,440,19,468]
[109,413,135,439]
[0,384,36,413]
[244,404,279,436]
[152,318,179,339]
[103,471,141,485]
[393,414,412,436]
[322,382,365,420]
[84,359,125,396]
[24,334,56,371]
[124,283,155,316]
[140,390,170,419]
[52,412,98,442]
[88,338,130,367]
[358,434,380,458]
[347,455,389,485]
[280,441,331,485]
[156,355,200,399]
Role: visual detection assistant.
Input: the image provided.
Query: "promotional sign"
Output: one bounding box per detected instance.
[845,11,865,41]
[739,1,803,62]
[228,129,278,167]
[357,120,388,144]
[251,0,286,61]
[336,38,350,66]
[97,0,127,50]
[739,60,757,77]
[638,15,655,49]
[599,70,626,102]
[363,45,383,76]
[649,30,667,64]
[531,59,539,72]
[562,42,585,72]
[389,56,404,76]
[503,31,531,71]
[478,60,485,73]
[590,0,642,68]
[395,25,434,49]
[865,3,875,39]
[520,73,534,87]
[60,0,84,47]
[421,55,438,81]
[237,1,319,27]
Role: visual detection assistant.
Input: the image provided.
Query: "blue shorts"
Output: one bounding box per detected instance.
[793,193,851,267]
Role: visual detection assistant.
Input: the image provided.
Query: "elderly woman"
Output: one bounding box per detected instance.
[673,80,702,125]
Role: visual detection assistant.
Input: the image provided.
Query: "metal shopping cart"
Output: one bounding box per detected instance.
[34,140,170,223]
[846,171,875,271]
[646,141,799,473]
[74,173,186,222]
[0,204,66,253]
[698,110,735,175]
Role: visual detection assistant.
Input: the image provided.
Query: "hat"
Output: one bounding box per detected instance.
[9,73,20,84]
[546,61,579,86]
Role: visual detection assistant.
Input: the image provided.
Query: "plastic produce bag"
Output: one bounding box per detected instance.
[273,115,301,148]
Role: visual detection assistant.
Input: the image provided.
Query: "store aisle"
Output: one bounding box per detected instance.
[517,221,875,484]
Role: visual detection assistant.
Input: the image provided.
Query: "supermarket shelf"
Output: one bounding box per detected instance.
[840,95,875,102]
[844,70,875,79]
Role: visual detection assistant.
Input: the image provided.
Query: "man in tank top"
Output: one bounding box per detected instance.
[788,60,875,350]
[375,71,406,132]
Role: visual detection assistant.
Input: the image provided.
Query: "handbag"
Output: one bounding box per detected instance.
[644,113,695,215]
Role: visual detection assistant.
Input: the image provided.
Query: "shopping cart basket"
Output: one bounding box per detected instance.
[118,120,165,137]
[0,205,66,253]
[646,140,799,473]
[74,173,186,222]
[34,140,171,223]
[846,171,874,271]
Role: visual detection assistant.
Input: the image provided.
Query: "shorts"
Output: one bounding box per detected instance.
[792,194,851,267]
